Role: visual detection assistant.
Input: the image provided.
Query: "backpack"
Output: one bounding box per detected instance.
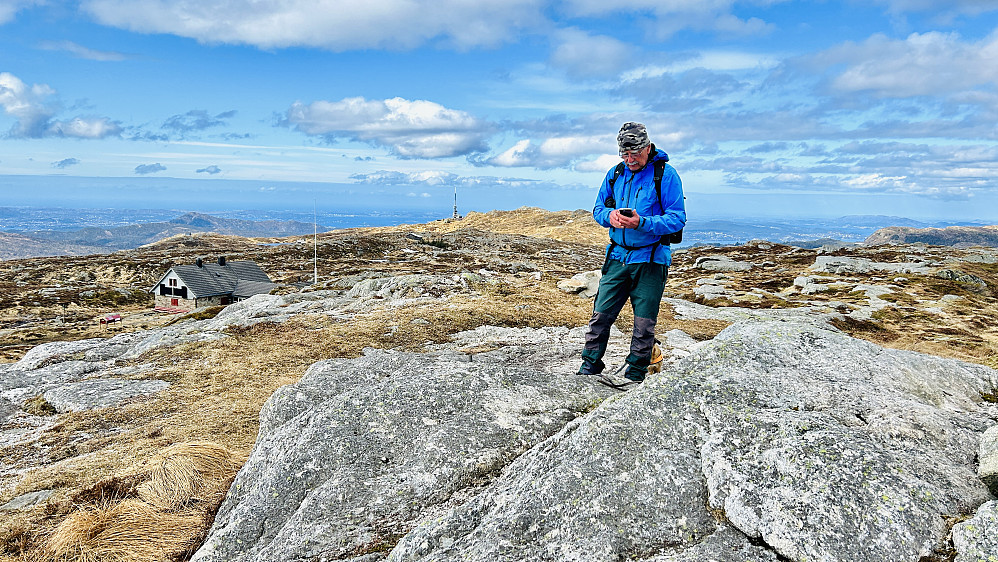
[605,160,684,245]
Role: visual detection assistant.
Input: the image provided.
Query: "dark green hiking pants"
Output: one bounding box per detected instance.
[581,259,668,378]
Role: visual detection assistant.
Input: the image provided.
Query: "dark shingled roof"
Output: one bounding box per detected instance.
[165,261,274,298]
[232,279,280,299]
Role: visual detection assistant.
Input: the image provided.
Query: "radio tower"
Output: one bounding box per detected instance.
[452,185,460,219]
[313,201,318,284]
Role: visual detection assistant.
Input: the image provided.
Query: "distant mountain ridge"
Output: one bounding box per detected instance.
[0,212,326,260]
[865,225,998,247]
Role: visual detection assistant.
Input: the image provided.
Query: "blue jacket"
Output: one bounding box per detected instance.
[593,147,686,266]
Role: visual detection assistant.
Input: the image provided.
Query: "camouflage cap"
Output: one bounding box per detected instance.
[617,122,650,153]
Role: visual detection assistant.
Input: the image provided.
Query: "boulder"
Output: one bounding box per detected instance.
[345,274,461,301]
[42,378,170,413]
[810,255,934,275]
[694,278,733,300]
[952,501,998,562]
[0,396,18,425]
[663,297,837,326]
[936,269,989,293]
[1,489,54,511]
[194,321,997,562]
[694,256,753,272]
[557,270,600,297]
[979,425,998,496]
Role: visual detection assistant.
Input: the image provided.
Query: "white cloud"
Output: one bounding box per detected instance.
[490,139,534,167]
[0,0,39,24]
[0,72,121,139]
[82,0,545,50]
[48,116,122,138]
[819,31,998,97]
[575,154,621,173]
[624,51,780,80]
[350,169,561,190]
[0,72,56,137]
[37,40,128,61]
[284,97,491,159]
[873,0,998,18]
[560,0,776,39]
[844,173,916,191]
[488,135,609,168]
[549,28,632,78]
[351,170,459,185]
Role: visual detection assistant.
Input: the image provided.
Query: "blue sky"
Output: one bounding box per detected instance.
[2,0,998,220]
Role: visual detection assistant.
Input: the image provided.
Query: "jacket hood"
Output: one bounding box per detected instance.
[649,144,669,163]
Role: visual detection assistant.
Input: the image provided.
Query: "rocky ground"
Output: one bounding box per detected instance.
[0,207,996,561]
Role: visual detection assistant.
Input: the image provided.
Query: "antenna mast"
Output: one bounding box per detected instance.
[452,185,459,219]
[313,201,318,285]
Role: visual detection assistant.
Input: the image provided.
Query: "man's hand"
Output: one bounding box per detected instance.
[609,209,640,229]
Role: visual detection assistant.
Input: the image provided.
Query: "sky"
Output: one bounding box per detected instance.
[2,0,998,221]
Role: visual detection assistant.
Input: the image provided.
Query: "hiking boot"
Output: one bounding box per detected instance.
[623,366,647,382]
[577,358,605,376]
[596,372,643,391]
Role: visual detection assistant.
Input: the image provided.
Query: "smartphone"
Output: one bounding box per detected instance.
[619,208,634,217]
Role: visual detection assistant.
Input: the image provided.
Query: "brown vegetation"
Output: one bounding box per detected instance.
[1,208,996,561]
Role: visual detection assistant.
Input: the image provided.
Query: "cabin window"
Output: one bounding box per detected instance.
[169,279,178,287]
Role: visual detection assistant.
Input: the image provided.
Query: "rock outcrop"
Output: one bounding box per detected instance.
[866,225,998,248]
[809,255,936,275]
[694,255,754,272]
[193,320,998,562]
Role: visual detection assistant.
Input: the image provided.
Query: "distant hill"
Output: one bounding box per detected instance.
[0,212,327,259]
[865,225,998,247]
[836,215,932,228]
[0,232,112,260]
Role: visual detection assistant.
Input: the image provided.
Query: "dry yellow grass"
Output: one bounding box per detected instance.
[374,207,607,246]
[136,442,236,510]
[3,209,995,561]
[1,275,602,561]
[40,442,235,562]
[44,500,204,562]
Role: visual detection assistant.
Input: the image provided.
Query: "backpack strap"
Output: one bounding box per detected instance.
[603,162,626,208]
[608,162,626,190]
[653,160,664,202]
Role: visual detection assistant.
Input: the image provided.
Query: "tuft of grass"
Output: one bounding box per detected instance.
[23,394,57,416]
[44,499,205,562]
[168,306,225,325]
[0,513,37,560]
[830,316,897,343]
[136,442,237,510]
[420,239,450,249]
[40,441,237,562]
[71,475,145,505]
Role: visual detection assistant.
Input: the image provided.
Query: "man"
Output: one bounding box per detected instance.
[578,122,686,389]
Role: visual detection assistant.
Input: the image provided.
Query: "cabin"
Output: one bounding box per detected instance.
[149,257,279,313]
